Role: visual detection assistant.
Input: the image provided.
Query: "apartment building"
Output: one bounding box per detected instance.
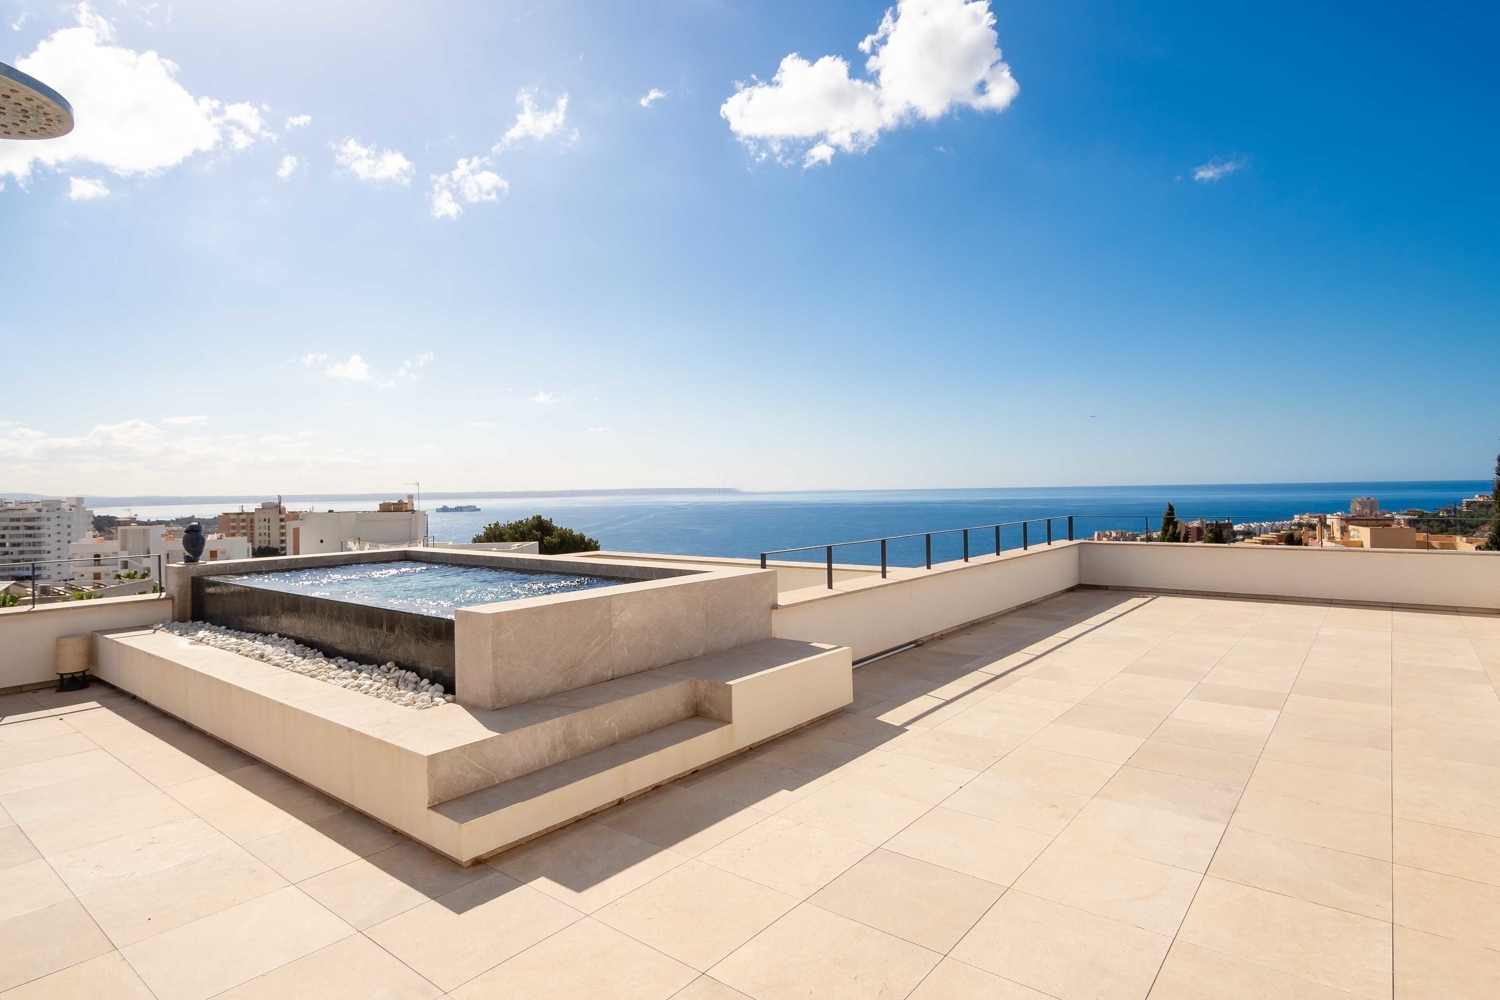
[0,497,92,582]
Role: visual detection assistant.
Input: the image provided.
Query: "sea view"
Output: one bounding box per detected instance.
[95,479,1488,567]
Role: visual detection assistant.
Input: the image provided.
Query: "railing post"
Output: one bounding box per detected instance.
[925,534,932,569]
[760,552,767,570]
[31,562,37,608]
[1068,516,1074,541]
[1047,518,1053,545]
[826,546,833,590]
[880,539,887,579]
[963,529,969,562]
[995,525,1001,555]
[1023,522,1028,550]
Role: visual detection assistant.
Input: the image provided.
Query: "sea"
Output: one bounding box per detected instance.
[92,481,1490,569]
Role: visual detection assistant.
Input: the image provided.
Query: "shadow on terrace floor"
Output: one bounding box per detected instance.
[0,587,1151,916]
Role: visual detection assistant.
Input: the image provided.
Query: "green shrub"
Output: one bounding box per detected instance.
[472,515,600,554]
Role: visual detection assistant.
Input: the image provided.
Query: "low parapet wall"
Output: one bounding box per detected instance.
[772,543,1082,661]
[1079,541,1500,612]
[0,594,173,691]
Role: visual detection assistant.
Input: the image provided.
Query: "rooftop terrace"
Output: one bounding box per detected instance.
[3,587,1499,998]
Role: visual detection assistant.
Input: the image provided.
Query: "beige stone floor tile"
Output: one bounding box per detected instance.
[300,847,482,930]
[810,848,1002,952]
[686,759,830,814]
[0,750,147,805]
[1233,789,1390,862]
[599,786,772,857]
[697,815,870,899]
[710,902,940,1000]
[952,889,1171,1000]
[1054,703,1167,738]
[77,845,287,947]
[1393,925,1500,999]
[493,822,687,914]
[214,934,440,998]
[0,825,39,869]
[1178,877,1391,1000]
[1261,733,1392,779]
[776,773,932,846]
[672,976,754,999]
[1127,739,1258,787]
[1149,940,1363,999]
[1208,827,1391,921]
[1249,758,1391,815]
[0,951,155,1000]
[845,751,976,805]
[1394,726,1500,770]
[0,705,63,733]
[1276,710,1393,751]
[891,729,1017,771]
[906,958,1052,999]
[0,858,73,923]
[942,772,1089,836]
[1393,863,1500,948]
[450,917,696,1000]
[1096,765,1242,824]
[883,807,1051,886]
[0,898,115,992]
[936,707,1046,744]
[1392,754,1500,837]
[1292,678,1392,707]
[1004,677,1097,703]
[1151,718,1270,756]
[1024,721,1144,763]
[365,871,582,990]
[243,809,401,883]
[46,815,234,897]
[753,733,875,778]
[1061,796,1226,873]
[595,859,795,972]
[1014,839,1201,935]
[1187,682,1289,710]
[0,732,96,770]
[1393,818,1500,887]
[20,786,194,857]
[120,884,353,1000]
[986,745,1120,796]
[804,711,914,750]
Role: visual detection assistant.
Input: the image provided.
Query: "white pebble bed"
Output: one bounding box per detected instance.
[160,621,455,710]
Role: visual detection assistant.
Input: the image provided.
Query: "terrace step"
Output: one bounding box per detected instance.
[431,716,735,862]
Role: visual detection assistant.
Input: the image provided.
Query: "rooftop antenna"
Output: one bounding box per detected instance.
[0,62,74,140]
[405,482,421,510]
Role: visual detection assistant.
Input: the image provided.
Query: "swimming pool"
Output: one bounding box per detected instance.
[222,560,622,619]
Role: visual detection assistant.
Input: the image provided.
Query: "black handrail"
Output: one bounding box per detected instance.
[0,553,167,608]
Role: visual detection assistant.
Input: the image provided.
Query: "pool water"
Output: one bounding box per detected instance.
[224,561,621,619]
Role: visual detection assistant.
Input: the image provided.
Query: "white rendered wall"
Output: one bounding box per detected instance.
[1078,541,1500,611]
[0,594,173,690]
[772,543,1082,661]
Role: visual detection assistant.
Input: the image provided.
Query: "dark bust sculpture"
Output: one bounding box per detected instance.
[182,522,206,563]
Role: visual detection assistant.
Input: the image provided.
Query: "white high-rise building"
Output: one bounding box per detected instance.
[0,497,93,583]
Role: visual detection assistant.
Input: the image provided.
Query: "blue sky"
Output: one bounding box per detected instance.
[3,0,1497,496]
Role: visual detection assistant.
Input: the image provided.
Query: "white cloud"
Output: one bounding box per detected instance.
[162,414,209,426]
[417,353,434,366]
[284,114,311,129]
[1192,157,1246,182]
[499,89,574,146]
[325,355,371,382]
[720,0,1018,167]
[332,138,414,184]
[469,421,496,428]
[276,154,299,179]
[529,391,558,404]
[639,88,668,108]
[67,176,109,199]
[301,352,328,365]
[0,4,271,182]
[429,155,508,219]
[587,426,611,432]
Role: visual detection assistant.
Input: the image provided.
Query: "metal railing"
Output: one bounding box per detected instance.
[761,515,1081,589]
[758,507,1496,589]
[0,553,167,609]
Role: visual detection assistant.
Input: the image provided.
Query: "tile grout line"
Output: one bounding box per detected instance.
[1137,597,1335,998]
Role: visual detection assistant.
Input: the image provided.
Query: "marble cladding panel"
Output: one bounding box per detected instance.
[455,569,776,711]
